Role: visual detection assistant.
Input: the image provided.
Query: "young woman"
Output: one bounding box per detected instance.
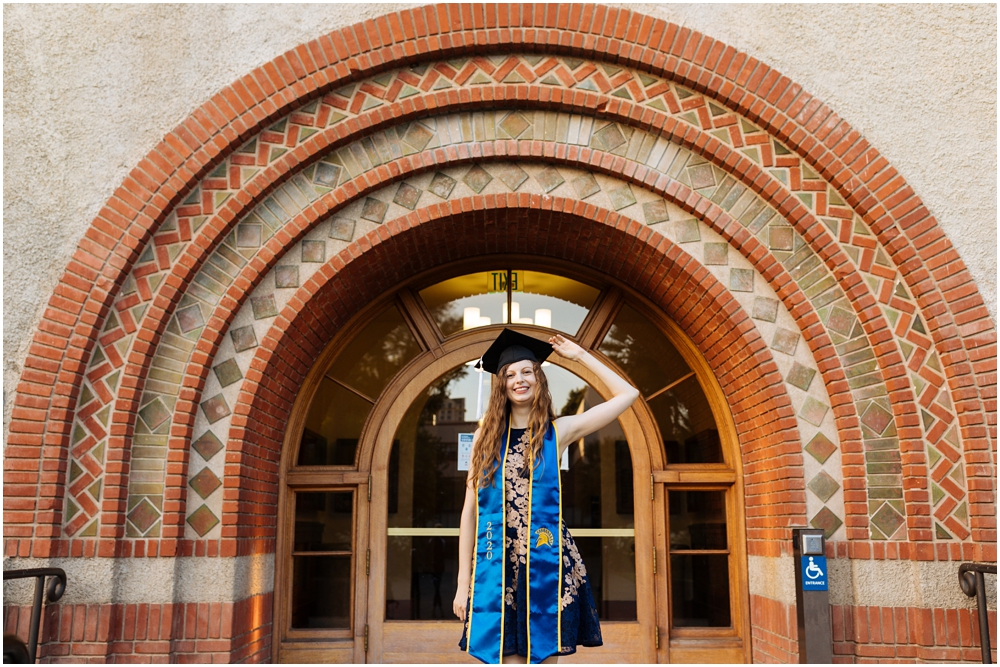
[454,329,639,664]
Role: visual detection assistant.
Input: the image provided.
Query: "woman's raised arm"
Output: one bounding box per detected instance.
[550,334,639,447]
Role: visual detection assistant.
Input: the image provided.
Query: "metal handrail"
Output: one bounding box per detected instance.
[3,568,67,663]
[959,562,997,664]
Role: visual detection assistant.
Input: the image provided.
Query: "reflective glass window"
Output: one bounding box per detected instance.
[291,491,353,629]
[298,306,420,466]
[418,270,599,337]
[668,491,727,550]
[668,490,730,628]
[326,306,421,399]
[385,362,636,621]
[669,554,731,627]
[299,379,370,466]
[599,304,691,396]
[648,375,722,464]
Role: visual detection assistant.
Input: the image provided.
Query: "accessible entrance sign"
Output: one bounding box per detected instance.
[800,555,828,591]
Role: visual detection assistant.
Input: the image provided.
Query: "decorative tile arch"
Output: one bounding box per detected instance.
[59,101,975,553]
[175,166,844,549]
[3,5,996,664]
[5,8,988,568]
[218,196,806,551]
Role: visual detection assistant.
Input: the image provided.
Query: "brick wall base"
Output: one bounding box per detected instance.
[832,604,998,664]
[3,593,272,664]
[747,594,998,664]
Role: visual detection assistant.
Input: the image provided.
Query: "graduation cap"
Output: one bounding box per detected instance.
[476,328,554,375]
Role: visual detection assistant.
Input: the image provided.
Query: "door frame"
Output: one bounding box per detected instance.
[363,332,660,663]
[272,257,750,663]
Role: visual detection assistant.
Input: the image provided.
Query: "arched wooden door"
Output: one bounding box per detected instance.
[273,259,750,663]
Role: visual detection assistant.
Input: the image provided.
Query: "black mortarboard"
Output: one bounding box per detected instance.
[476,328,553,375]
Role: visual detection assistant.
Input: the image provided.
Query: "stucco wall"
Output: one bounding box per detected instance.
[3,3,996,441]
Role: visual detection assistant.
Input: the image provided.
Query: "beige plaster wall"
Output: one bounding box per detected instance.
[3,3,996,443]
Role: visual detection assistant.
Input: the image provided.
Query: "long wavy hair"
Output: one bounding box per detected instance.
[470,360,556,488]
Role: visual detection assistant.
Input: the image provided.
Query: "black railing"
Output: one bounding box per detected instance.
[959,562,997,664]
[2,568,67,664]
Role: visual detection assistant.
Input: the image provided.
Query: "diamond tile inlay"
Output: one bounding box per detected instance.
[752,296,779,323]
[213,358,242,387]
[329,217,356,242]
[810,507,843,539]
[201,393,231,424]
[361,197,388,223]
[139,398,171,431]
[808,471,841,503]
[591,123,626,152]
[769,226,794,251]
[786,362,816,391]
[176,305,205,333]
[535,167,565,193]
[186,504,220,537]
[861,402,894,435]
[642,200,669,225]
[275,265,299,288]
[674,219,700,243]
[236,224,262,248]
[393,183,423,210]
[688,163,716,190]
[771,328,799,355]
[729,268,753,292]
[127,498,160,534]
[313,161,342,188]
[402,123,433,151]
[704,243,728,266]
[64,52,966,542]
[607,185,636,211]
[189,467,222,500]
[462,165,493,193]
[428,172,457,199]
[192,430,224,461]
[499,112,530,138]
[571,173,600,199]
[230,325,257,352]
[493,164,529,192]
[251,295,278,320]
[301,240,325,262]
[871,503,906,538]
[799,397,829,427]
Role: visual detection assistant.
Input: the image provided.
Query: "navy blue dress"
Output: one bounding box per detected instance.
[460,428,603,659]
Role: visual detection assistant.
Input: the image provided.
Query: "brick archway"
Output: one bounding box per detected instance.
[4,4,994,664]
[222,198,802,548]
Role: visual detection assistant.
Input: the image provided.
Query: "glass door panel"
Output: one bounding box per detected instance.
[385,367,471,620]
[666,490,731,629]
[291,491,354,630]
[385,362,637,622]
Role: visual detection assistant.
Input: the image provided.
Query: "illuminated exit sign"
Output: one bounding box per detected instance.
[487,271,523,293]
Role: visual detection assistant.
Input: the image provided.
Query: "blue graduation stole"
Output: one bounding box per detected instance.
[467,421,563,664]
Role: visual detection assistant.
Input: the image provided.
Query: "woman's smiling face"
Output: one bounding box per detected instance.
[504,359,536,405]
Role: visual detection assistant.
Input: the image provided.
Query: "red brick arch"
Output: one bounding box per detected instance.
[5,3,993,561]
[147,149,868,558]
[221,196,805,558]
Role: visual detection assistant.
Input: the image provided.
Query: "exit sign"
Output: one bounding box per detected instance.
[487,271,522,293]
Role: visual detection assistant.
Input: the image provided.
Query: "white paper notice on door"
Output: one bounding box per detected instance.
[458,433,474,470]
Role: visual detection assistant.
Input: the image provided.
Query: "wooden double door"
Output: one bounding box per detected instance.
[274,264,750,663]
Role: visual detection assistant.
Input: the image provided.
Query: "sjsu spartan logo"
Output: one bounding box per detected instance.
[534,527,555,548]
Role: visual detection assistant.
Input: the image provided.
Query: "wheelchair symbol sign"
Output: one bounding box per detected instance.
[801,555,828,591]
